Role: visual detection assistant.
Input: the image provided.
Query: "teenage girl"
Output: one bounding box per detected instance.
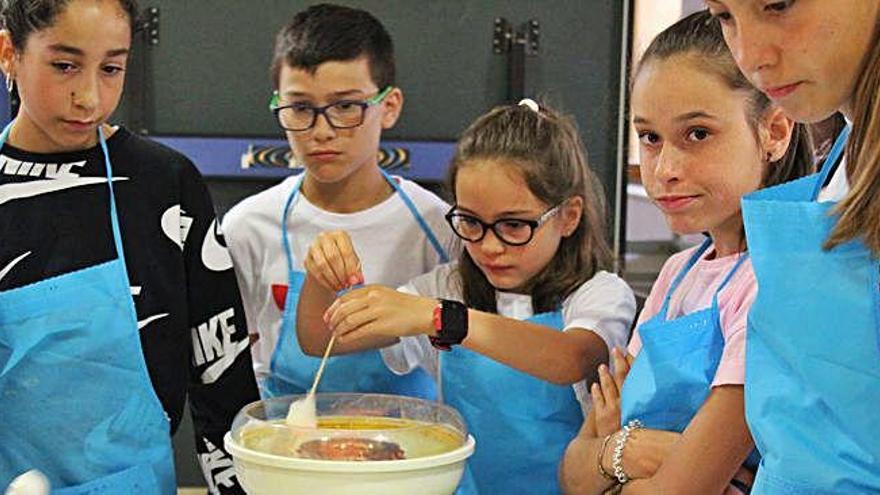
[0,1,258,492]
[707,1,880,492]
[559,11,812,494]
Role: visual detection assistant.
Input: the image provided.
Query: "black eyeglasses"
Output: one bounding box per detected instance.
[269,86,392,131]
[445,203,563,246]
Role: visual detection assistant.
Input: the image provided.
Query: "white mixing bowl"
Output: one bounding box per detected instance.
[223,393,475,495]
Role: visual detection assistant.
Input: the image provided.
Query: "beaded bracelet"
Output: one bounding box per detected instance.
[597,434,616,482]
[612,419,643,484]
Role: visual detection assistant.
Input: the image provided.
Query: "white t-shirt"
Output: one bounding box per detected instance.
[818,157,848,202]
[818,120,850,202]
[223,174,456,382]
[381,263,637,416]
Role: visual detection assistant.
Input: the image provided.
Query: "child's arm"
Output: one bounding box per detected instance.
[591,348,631,437]
[559,417,679,494]
[296,230,400,356]
[561,387,752,495]
[559,417,617,494]
[324,276,634,385]
[180,161,259,494]
[464,311,609,384]
[465,274,634,384]
[618,386,753,495]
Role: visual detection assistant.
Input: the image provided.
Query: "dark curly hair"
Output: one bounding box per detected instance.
[1,0,140,49]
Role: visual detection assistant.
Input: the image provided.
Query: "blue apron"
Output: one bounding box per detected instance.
[742,127,880,494]
[262,170,448,400]
[443,310,583,494]
[0,124,175,493]
[621,238,758,490]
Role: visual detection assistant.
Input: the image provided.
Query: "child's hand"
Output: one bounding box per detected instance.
[591,347,631,437]
[303,231,364,292]
[323,285,436,343]
[605,427,680,480]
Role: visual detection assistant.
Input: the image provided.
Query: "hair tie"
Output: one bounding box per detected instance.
[518,98,540,113]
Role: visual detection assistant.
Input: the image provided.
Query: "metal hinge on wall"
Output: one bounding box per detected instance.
[493,18,540,102]
[143,7,160,46]
[127,7,159,135]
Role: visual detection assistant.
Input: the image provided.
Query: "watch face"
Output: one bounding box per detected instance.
[438,299,468,347]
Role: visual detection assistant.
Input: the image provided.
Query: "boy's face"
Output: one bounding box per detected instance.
[276,56,402,184]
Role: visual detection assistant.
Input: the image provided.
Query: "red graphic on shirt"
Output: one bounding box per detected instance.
[272,284,288,311]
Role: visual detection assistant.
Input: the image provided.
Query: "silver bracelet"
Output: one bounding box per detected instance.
[612,419,643,484]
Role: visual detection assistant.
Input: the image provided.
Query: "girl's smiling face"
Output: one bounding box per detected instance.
[632,54,791,255]
[1,0,132,153]
[707,0,880,122]
[453,158,580,292]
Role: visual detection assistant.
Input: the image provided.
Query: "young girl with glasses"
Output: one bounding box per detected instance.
[297,100,636,494]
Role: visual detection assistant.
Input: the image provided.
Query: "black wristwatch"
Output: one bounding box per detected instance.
[429,299,469,351]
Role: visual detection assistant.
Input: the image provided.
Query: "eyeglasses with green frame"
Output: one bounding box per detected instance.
[444,203,564,246]
[269,86,393,131]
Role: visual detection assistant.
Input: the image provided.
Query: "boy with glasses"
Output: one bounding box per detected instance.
[223,3,453,399]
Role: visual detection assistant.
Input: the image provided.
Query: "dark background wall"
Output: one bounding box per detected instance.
[119,0,628,220]
[112,0,628,486]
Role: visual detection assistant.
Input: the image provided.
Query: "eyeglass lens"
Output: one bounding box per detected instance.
[277,102,365,130]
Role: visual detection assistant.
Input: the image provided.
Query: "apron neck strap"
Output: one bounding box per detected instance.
[0,121,12,143]
[715,251,749,293]
[280,169,450,273]
[708,250,750,314]
[98,126,126,264]
[659,238,750,318]
[380,169,449,263]
[658,237,712,316]
[281,174,307,273]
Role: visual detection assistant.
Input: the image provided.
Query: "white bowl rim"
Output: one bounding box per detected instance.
[224,432,475,473]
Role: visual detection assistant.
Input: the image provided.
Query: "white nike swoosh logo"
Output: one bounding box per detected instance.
[0,177,128,206]
[0,251,31,284]
[137,313,169,330]
[200,339,249,384]
[161,204,193,250]
[201,219,233,272]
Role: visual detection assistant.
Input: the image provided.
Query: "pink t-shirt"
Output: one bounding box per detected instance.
[628,244,756,387]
